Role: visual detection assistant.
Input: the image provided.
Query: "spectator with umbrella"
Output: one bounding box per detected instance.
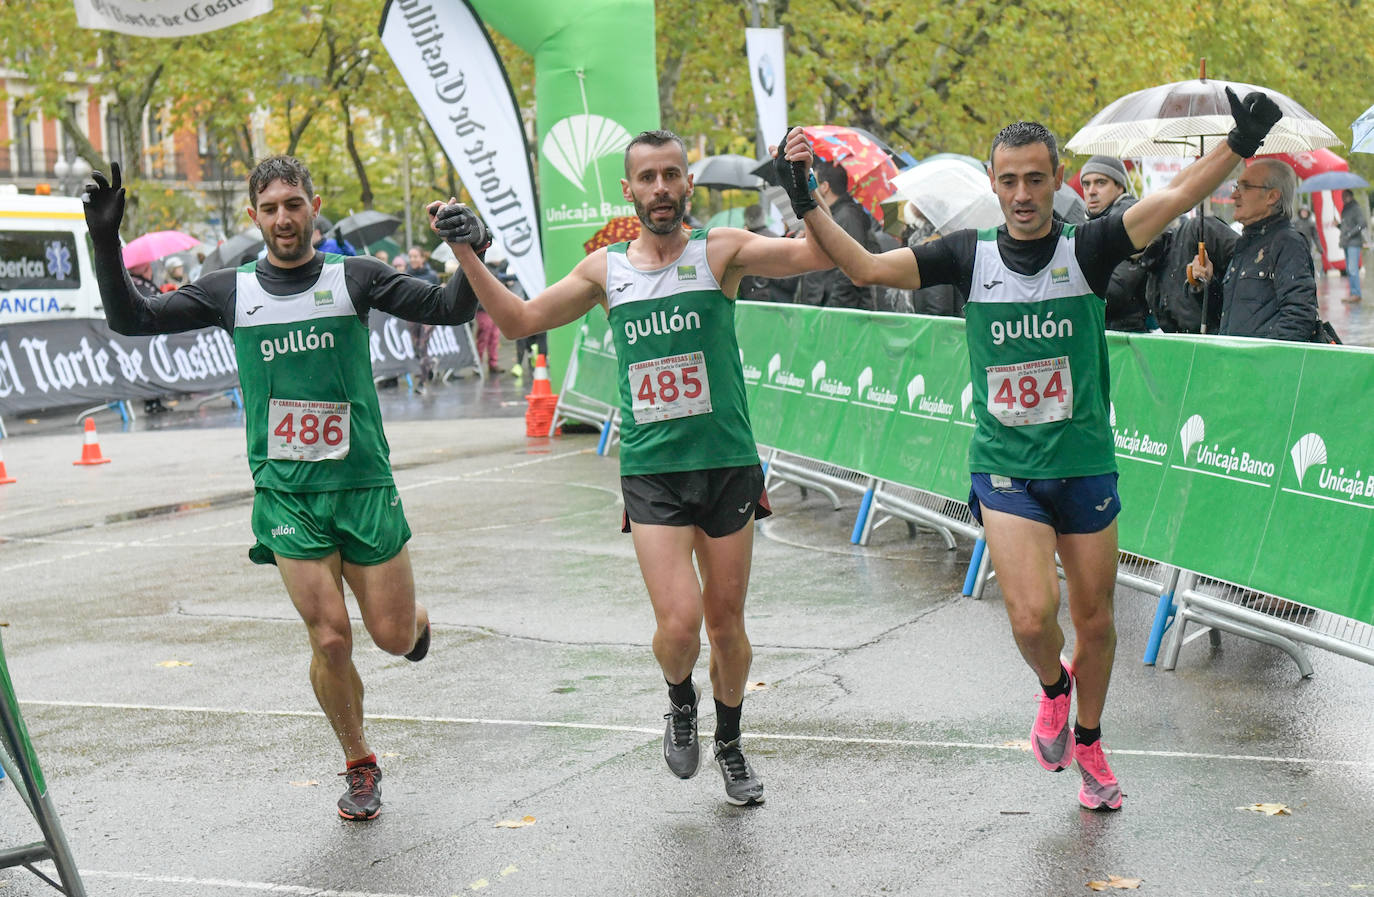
[312,214,357,256]
[1079,155,1149,332]
[795,159,879,310]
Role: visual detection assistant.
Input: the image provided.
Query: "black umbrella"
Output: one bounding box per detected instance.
[329,210,402,250]
[200,230,265,272]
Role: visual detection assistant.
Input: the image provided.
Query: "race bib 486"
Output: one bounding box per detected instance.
[986,356,1072,427]
[267,398,351,461]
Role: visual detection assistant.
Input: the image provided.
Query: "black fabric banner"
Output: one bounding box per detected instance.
[0,315,478,416]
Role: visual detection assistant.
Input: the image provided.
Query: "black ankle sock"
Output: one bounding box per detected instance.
[1041,665,1071,699]
[667,675,696,709]
[714,699,742,745]
[1074,723,1101,746]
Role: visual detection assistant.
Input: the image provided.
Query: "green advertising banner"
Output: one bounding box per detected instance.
[470,0,660,389]
[567,301,1374,623]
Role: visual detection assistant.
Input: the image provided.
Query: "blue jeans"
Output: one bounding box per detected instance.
[1347,245,1363,297]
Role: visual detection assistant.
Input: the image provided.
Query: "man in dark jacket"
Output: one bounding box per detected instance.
[1140,212,1237,334]
[1338,188,1368,302]
[1080,156,1149,331]
[794,159,878,310]
[1200,159,1317,340]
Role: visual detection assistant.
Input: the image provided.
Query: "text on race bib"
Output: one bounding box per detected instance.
[986,355,1073,427]
[267,398,351,461]
[629,352,712,424]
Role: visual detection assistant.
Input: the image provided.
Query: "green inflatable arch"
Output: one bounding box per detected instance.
[470,0,660,385]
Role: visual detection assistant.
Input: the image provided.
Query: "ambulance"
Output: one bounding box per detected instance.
[0,186,105,325]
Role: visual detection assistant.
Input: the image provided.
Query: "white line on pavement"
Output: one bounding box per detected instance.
[82,870,441,897]
[23,698,1374,769]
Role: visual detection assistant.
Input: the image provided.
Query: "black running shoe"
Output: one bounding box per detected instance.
[337,763,382,820]
[404,622,430,662]
[662,689,700,779]
[713,738,764,806]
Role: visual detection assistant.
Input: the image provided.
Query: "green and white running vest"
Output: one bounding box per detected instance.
[962,227,1115,478]
[606,230,758,476]
[232,255,393,492]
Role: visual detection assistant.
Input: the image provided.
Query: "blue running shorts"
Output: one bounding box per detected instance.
[968,472,1120,535]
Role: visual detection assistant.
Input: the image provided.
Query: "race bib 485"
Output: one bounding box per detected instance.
[629,352,712,424]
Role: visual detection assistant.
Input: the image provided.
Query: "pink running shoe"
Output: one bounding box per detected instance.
[1030,665,1074,772]
[1074,739,1123,810]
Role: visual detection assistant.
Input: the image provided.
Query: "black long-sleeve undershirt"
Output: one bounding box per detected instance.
[91,235,479,337]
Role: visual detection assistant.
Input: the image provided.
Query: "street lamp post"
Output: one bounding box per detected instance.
[52,148,93,197]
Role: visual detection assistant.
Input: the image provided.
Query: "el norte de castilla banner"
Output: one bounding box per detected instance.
[381,0,659,387]
[0,314,476,416]
[71,0,273,36]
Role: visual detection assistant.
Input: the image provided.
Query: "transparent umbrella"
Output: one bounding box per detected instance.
[1350,103,1374,154]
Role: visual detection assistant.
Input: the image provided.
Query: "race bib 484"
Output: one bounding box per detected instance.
[986,355,1072,427]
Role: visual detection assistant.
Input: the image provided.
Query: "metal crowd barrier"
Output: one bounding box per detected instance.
[0,631,87,895]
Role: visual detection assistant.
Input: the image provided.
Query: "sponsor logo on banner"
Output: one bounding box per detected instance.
[1281,432,1374,509]
[1111,402,1170,466]
[762,352,804,393]
[807,360,851,402]
[578,323,616,359]
[958,382,976,428]
[850,366,897,412]
[1173,413,1276,487]
[540,114,637,228]
[899,372,956,421]
[741,348,761,386]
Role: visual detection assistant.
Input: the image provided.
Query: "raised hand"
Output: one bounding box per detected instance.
[432,202,492,252]
[772,127,817,218]
[82,161,125,245]
[1225,87,1283,158]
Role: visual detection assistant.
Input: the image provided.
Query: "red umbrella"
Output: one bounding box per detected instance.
[122,230,201,268]
[802,125,900,223]
[580,216,690,255]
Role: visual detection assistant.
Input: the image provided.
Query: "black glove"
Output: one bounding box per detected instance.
[433,202,492,252]
[772,128,817,218]
[82,161,125,248]
[1225,87,1283,158]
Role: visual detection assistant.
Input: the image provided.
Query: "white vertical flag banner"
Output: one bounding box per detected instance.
[379,0,546,296]
[72,0,273,36]
[745,28,787,147]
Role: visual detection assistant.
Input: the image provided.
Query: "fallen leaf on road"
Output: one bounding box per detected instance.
[1087,874,1143,890]
[746,681,769,691]
[468,879,489,890]
[500,866,518,877]
[0,621,9,627]
[380,752,401,759]
[1002,740,1032,751]
[288,780,319,788]
[494,815,536,828]
[1238,803,1291,816]
[156,660,192,668]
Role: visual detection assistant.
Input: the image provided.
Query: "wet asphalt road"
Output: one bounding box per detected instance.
[1,324,1373,897]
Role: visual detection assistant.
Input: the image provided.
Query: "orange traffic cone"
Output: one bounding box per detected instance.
[0,445,15,484]
[73,417,112,466]
[528,354,553,398]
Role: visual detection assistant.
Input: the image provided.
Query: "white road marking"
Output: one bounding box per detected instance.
[82,871,441,897]
[22,699,1373,769]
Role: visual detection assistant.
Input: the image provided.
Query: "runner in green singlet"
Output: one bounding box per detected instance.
[781,90,1282,811]
[84,156,480,821]
[434,130,834,806]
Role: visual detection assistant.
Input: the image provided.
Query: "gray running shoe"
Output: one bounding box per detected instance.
[713,738,765,806]
[337,763,382,820]
[663,690,700,779]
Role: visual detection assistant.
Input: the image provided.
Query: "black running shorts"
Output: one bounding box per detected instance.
[621,464,772,538]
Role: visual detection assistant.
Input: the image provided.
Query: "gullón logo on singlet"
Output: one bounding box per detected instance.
[1111,401,1170,466]
[763,352,804,393]
[808,360,851,402]
[676,265,697,281]
[850,366,897,412]
[989,310,1074,345]
[622,306,701,346]
[899,373,955,421]
[1051,266,1070,285]
[1283,432,1374,508]
[314,290,335,307]
[1174,414,1276,486]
